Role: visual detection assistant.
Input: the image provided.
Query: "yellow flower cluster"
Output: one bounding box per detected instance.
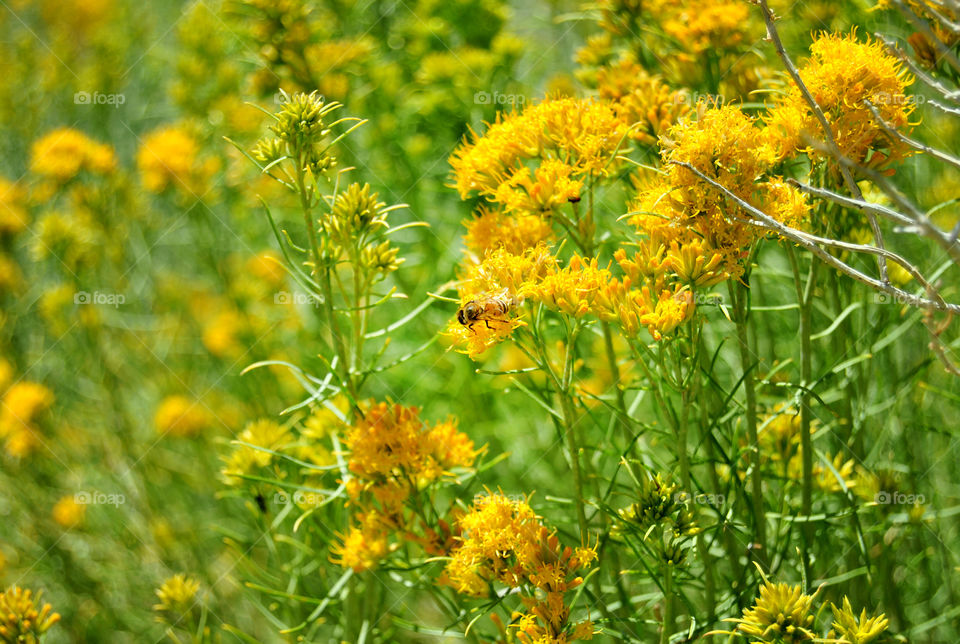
[221,418,292,481]
[0,179,29,236]
[731,581,818,642]
[0,379,55,458]
[449,243,703,357]
[451,97,627,201]
[29,127,117,183]
[153,395,212,438]
[52,495,86,528]
[333,402,478,572]
[443,493,596,642]
[765,30,916,172]
[344,402,477,508]
[0,586,60,644]
[651,0,754,57]
[137,125,219,195]
[463,207,554,258]
[451,96,627,263]
[632,104,809,280]
[752,406,859,494]
[727,580,889,644]
[153,574,200,615]
[593,58,690,147]
[597,0,758,60]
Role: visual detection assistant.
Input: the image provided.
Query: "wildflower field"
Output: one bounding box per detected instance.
[3,0,960,642]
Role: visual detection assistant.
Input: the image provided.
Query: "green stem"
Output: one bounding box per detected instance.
[661,563,674,644]
[787,246,819,580]
[601,321,633,448]
[729,279,766,560]
[558,327,589,539]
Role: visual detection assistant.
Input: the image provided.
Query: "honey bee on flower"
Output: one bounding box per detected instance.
[456,287,520,332]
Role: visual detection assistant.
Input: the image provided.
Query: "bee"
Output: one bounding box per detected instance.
[457,289,518,332]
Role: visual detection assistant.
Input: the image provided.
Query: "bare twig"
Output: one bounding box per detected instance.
[757,0,890,282]
[877,34,960,106]
[864,99,960,172]
[892,0,960,76]
[670,159,960,374]
[668,161,960,314]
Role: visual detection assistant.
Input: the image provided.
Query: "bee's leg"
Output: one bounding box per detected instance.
[485,320,495,331]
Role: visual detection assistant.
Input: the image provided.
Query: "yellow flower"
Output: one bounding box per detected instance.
[345,402,477,490]
[201,308,245,359]
[0,382,54,458]
[0,586,60,643]
[222,419,292,481]
[632,104,808,279]
[154,395,211,438]
[463,207,554,258]
[655,0,754,55]
[829,597,889,644]
[331,515,389,573]
[444,493,596,641]
[52,495,86,528]
[0,255,21,294]
[153,575,200,615]
[450,96,626,201]
[0,360,11,394]
[594,58,690,147]
[137,125,218,195]
[765,30,915,171]
[246,251,286,288]
[494,159,583,214]
[0,179,29,236]
[30,209,100,271]
[732,581,818,643]
[29,128,117,182]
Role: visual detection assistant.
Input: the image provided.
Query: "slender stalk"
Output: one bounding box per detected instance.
[601,321,634,447]
[294,154,358,405]
[661,562,674,644]
[728,279,766,560]
[787,246,819,580]
[558,326,589,539]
